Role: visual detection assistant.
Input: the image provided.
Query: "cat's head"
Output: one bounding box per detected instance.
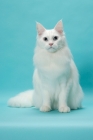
[36,20,65,53]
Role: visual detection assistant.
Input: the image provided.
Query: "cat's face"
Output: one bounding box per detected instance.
[36,20,65,53]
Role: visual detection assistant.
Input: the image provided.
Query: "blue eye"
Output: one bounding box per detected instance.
[43,37,48,41]
[53,36,58,41]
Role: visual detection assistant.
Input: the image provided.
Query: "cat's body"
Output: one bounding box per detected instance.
[8,20,83,112]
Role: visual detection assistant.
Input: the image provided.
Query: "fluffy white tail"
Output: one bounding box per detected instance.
[8,90,33,108]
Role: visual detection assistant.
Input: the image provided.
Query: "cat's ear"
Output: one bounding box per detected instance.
[54,20,63,35]
[36,22,46,36]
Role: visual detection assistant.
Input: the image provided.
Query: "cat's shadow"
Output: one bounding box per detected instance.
[28,106,85,115]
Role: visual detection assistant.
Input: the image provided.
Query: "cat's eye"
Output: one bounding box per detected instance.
[53,36,58,41]
[43,37,48,41]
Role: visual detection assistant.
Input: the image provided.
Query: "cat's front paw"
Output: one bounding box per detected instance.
[40,105,51,112]
[59,106,70,113]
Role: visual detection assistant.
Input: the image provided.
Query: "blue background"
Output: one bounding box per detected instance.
[0,0,93,92]
[0,0,93,140]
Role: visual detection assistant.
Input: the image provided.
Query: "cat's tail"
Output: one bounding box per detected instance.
[7,90,34,108]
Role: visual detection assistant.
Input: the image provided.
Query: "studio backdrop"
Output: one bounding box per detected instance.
[0,0,93,95]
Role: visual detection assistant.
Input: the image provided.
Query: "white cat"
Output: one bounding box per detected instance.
[8,20,83,113]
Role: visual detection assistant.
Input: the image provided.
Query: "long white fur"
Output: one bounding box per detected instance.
[8,20,83,112]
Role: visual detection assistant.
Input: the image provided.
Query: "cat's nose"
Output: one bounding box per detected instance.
[49,43,53,46]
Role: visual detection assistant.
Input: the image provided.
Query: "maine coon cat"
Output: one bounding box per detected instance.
[8,20,83,113]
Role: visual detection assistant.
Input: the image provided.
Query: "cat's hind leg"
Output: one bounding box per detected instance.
[68,85,83,110]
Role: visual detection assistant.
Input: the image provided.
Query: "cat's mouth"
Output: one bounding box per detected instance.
[47,46,57,53]
[47,45,56,49]
[49,47,54,49]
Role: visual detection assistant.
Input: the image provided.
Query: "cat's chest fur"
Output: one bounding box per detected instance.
[34,47,71,80]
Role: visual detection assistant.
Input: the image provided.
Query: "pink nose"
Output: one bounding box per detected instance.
[49,43,53,46]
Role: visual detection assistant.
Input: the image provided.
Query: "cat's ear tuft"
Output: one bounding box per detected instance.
[54,20,63,35]
[36,22,46,36]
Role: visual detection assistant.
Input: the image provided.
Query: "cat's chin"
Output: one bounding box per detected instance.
[48,50,57,53]
[47,48,57,53]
